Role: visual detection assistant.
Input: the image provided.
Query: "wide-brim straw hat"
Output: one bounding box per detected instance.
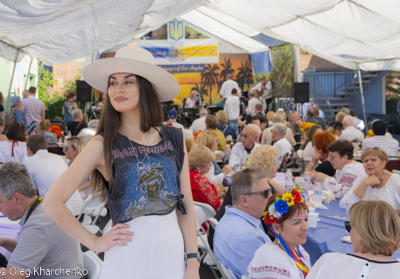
[82,46,180,102]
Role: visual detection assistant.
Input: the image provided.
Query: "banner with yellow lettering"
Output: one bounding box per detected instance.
[137,39,219,65]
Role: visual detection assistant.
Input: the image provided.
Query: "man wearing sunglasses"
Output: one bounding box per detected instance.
[214,168,272,278]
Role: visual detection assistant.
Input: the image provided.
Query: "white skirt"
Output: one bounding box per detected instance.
[100,210,185,279]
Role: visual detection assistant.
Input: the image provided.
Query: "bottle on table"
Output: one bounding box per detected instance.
[285,169,295,191]
[313,182,323,207]
[304,172,312,190]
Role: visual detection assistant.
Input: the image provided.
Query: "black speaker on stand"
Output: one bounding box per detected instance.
[294,82,309,104]
[76,80,92,103]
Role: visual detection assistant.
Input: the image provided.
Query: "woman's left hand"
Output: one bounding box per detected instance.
[184,259,200,279]
[310,172,327,182]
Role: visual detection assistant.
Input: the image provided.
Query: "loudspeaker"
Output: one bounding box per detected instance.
[76,80,92,103]
[294,82,309,104]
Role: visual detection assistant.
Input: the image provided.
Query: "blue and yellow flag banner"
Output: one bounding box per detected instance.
[137,39,219,65]
[168,20,184,42]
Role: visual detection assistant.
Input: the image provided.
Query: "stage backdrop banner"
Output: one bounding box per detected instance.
[137,39,219,65]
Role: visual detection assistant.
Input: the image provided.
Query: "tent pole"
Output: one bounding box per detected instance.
[357,68,368,135]
[23,57,33,93]
[36,62,44,88]
[3,49,20,121]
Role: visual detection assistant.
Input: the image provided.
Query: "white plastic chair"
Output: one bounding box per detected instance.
[77,194,107,235]
[82,251,103,279]
[193,201,228,279]
[77,194,108,226]
[220,263,237,279]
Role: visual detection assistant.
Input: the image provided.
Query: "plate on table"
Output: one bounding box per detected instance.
[341,236,351,244]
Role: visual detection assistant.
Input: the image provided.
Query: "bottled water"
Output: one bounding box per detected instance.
[304,172,312,190]
[313,183,323,207]
[285,169,295,191]
[65,130,72,140]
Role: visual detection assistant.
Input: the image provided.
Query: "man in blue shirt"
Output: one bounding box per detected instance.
[214,168,272,278]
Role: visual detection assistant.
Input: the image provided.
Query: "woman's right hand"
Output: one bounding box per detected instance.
[363,175,381,187]
[91,223,134,253]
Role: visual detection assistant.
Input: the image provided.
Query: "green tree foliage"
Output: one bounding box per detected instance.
[271,44,295,98]
[45,94,65,121]
[385,71,400,99]
[37,69,54,103]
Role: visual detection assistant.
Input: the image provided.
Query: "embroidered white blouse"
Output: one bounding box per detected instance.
[247,242,311,279]
[322,162,366,198]
[339,173,400,210]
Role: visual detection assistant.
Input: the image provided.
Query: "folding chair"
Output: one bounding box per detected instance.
[77,194,108,226]
[193,202,228,279]
[77,194,107,235]
[82,251,103,279]
[220,263,237,279]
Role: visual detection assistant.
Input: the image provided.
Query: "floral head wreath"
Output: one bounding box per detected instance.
[263,189,305,224]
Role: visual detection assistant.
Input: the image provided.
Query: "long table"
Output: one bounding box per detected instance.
[0,221,21,261]
[304,199,400,264]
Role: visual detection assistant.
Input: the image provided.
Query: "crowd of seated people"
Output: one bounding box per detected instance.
[2,86,400,279]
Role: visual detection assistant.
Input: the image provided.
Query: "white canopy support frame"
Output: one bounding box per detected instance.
[23,57,34,93]
[357,67,369,135]
[3,49,20,122]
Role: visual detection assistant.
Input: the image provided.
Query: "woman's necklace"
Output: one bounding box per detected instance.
[122,130,150,168]
[373,170,386,188]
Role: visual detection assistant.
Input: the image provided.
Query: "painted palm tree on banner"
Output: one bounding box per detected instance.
[218,57,236,93]
[201,64,220,104]
[236,60,253,91]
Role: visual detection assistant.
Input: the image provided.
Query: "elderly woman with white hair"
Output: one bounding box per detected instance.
[271,123,293,166]
[66,109,88,136]
[77,119,99,145]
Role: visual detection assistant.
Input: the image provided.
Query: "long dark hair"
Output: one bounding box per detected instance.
[91,74,164,200]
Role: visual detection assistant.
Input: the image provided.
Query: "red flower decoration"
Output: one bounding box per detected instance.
[264,212,278,224]
[50,125,62,138]
[291,189,302,203]
[193,130,204,140]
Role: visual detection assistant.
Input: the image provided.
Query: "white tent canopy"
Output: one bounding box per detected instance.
[0,0,399,70]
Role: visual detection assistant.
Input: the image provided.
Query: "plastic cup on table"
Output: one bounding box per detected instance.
[308,212,319,228]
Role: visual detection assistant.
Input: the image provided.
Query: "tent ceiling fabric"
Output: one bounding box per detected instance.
[0,0,399,70]
[205,0,400,70]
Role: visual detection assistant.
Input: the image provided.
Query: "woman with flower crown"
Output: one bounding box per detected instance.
[247,189,311,279]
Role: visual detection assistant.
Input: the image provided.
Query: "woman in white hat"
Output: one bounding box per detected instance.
[43,46,199,279]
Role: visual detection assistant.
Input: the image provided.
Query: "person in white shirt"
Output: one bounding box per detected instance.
[165,109,184,132]
[339,115,364,150]
[220,73,241,100]
[77,119,99,145]
[362,120,399,157]
[224,88,241,135]
[251,74,273,113]
[261,113,296,146]
[311,140,366,198]
[340,148,400,211]
[271,123,292,166]
[230,124,260,166]
[246,90,262,116]
[350,109,365,130]
[189,108,208,133]
[185,90,198,108]
[22,134,83,216]
[308,200,400,279]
